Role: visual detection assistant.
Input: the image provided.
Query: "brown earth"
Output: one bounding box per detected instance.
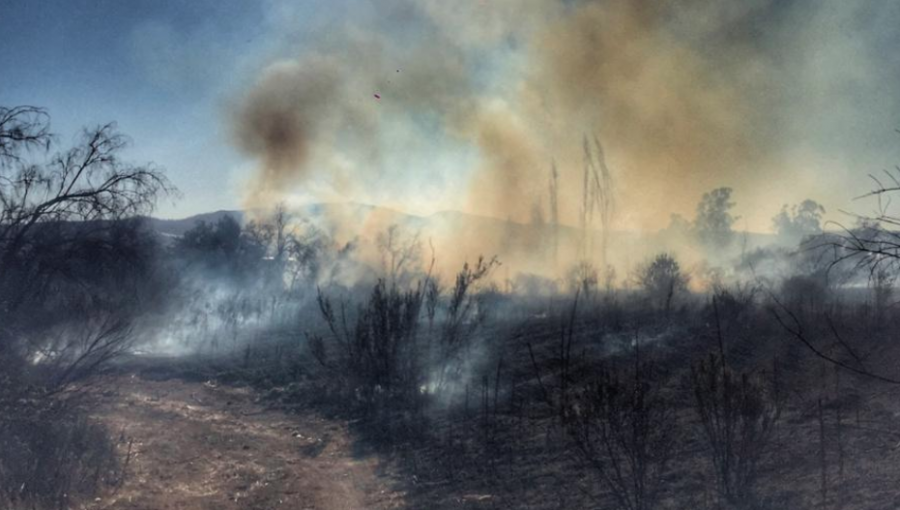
[82,372,403,510]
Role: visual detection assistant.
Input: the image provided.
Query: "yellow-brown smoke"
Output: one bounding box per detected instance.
[537,1,755,227]
[230,0,896,278]
[233,58,344,207]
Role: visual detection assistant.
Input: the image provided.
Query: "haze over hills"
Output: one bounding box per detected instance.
[145,203,784,282]
[147,202,780,243]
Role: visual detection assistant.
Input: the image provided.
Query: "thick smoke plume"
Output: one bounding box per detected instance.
[231,0,899,275]
[234,58,343,206]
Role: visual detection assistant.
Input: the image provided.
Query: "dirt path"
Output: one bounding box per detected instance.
[86,373,404,510]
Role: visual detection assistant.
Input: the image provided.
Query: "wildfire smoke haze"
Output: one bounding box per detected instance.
[7,2,900,508]
[232,0,900,238]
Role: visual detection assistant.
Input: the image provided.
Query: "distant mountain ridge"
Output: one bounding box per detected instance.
[145,203,778,245]
[145,210,245,237]
[143,203,784,278]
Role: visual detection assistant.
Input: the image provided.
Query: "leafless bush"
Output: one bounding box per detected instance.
[425,274,442,329]
[0,105,167,508]
[377,223,422,288]
[705,283,762,364]
[689,352,781,506]
[0,385,118,509]
[568,260,599,297]
[780,273,831,319]
[34,313,135,389]
[310,279,425,409]
[635,253,689,316]
[243,203,329,290]
[821,169,900,274]
[0,105,171,376]
[433,256,499,393]
[870,266,894,327]
[309,255,498,414]
[565,356,676,510]
[710,282,759,321]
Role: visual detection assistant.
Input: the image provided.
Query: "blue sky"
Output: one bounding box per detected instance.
[1,0,284,217]
[0,0,485,219]
[3,0,900,231]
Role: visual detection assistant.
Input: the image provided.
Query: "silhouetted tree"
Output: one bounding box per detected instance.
[0,105,171,377]
[434,256,499,392]
[566,360,675,510]
[822,170,900,279]
[0,105,170,508]
[243,204,328,289]
[694,187,738,250]
[177,215,265,284]
[311,279,426,409]
[636,253,689,315]
[581,134,615,263]
[245,203,293,266]
[773,199,825,243]
[568,260,599,297]
[690,353,781,506]
[665,213,692,236]
[549,161,560,266]
[376,223,422,288]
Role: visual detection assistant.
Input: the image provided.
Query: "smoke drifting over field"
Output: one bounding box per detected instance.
[232,0,900,247]
[12,4,900,508]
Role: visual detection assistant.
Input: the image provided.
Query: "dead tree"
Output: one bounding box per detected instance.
[580,134,615,266]
[434,256,499,393]
[0,104,170,510]
[310,280,425,410]
[690,351,781,505]
[635,253,689,317]
[0,105,172,385]
[565,338,675,510]
[549,160,560,267]
[376,223,422,288]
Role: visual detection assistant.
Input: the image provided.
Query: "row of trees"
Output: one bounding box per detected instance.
[175,208,327,290]
[667,187,827,250]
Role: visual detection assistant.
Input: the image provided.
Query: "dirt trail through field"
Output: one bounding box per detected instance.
[86,372,403,510]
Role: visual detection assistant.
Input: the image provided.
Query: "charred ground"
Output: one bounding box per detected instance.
[5,104,900,510]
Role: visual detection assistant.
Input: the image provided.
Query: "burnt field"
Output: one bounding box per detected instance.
[4,109,900,507]
[6,1,900,507]
[157,288,900,510]
[26,276,899,509]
